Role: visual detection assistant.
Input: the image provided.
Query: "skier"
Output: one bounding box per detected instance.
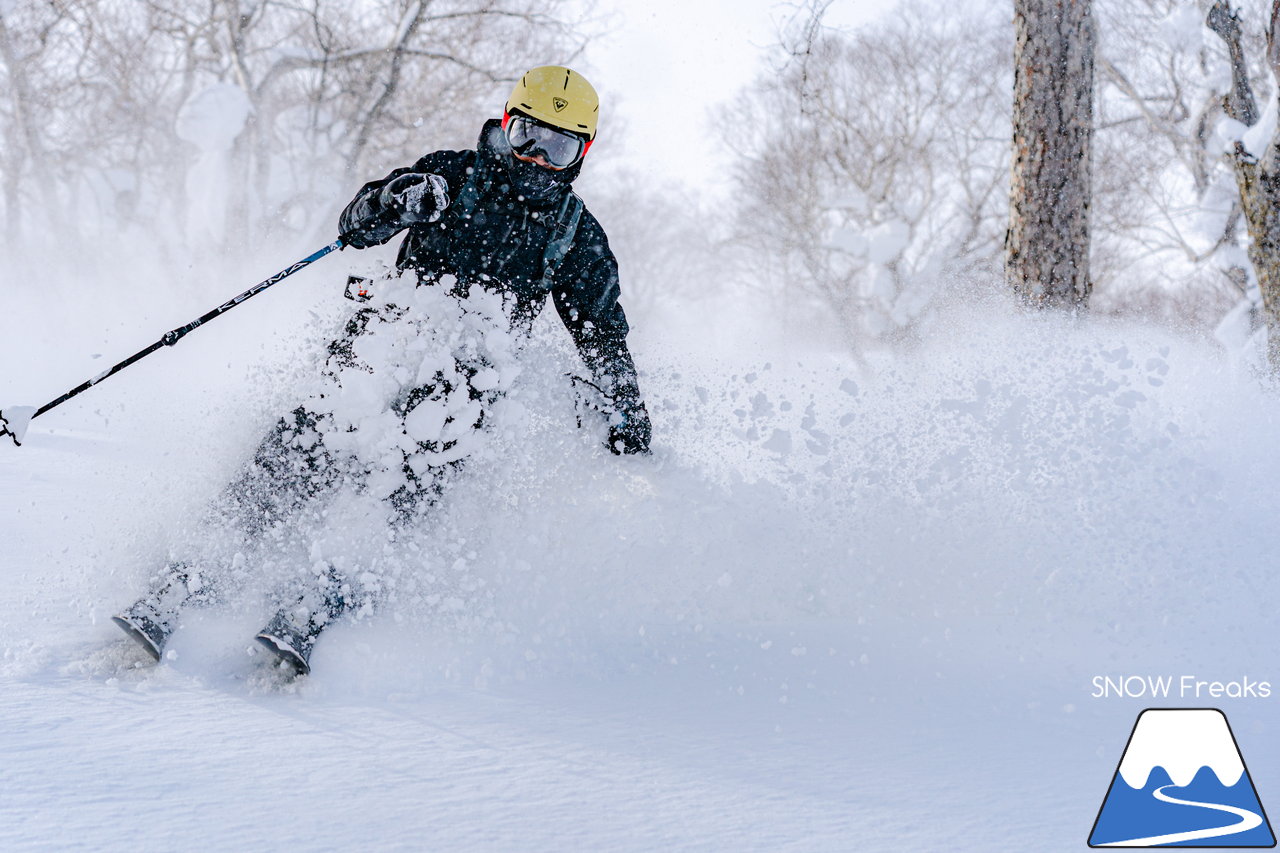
[112,65,651,674]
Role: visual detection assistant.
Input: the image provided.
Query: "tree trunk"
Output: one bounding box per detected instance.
[1207,1,1280,372]
[1006,0,1095,309]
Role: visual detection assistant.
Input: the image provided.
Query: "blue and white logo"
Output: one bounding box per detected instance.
[1089,708,1275,847]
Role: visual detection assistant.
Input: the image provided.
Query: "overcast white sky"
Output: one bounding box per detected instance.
[570,0,888,195]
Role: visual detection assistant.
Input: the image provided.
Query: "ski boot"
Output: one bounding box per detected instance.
[112,563,202,661]
[255,565,349,676]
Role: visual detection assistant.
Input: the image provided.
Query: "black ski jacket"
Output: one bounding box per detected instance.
[339,120,648,440]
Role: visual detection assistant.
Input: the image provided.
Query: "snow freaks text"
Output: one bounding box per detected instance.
[1091,676,1273,700]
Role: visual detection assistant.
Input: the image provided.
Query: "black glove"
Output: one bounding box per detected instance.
[378,172,447,224]
[339,193,393,248]
[607,402,652,455]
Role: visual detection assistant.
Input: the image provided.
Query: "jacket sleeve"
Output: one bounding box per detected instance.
[551,214,651,446]
[339,151,471,249]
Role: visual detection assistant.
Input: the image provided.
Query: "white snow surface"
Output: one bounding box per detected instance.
[2,249,1280,850]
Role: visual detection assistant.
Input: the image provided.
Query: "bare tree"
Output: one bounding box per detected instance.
[1206,0,1280,369]
[0,3,73,246]
[585,169,721,324]
[1007,0,1096,309]
[0,0,586,263]
[725,0,1010,350]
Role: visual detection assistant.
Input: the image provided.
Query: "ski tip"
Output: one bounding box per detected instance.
[254,633,310,677]
[112,615,162,662]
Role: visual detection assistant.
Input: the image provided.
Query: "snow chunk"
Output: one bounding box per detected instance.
[1243,98,1278,159]
[470,367,502,392]
[1214,117,1250,152]
[403,402,449,446]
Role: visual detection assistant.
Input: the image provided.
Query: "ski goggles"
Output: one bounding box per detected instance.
[503,113,589,170]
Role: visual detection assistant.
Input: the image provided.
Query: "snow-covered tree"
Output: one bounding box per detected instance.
[724,0,1010,350]
[1205,0,1280,369]
[1088,0,1260,328]
[724,0,1277,348]
[0,0,587,258]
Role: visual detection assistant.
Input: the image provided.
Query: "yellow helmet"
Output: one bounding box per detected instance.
[505,66,599,140]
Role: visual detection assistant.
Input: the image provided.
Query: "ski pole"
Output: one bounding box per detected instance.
[0,221,384,447]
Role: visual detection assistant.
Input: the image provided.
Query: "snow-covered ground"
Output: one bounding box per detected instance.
[2,242,1279,850]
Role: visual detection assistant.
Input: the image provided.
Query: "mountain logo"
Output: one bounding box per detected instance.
[1089,708,1275,847]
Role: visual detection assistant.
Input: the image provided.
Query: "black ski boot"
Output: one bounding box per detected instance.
[254,565,349,676]
[112,563,201,661]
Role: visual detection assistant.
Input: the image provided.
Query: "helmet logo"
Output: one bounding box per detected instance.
[553,97,568,112]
